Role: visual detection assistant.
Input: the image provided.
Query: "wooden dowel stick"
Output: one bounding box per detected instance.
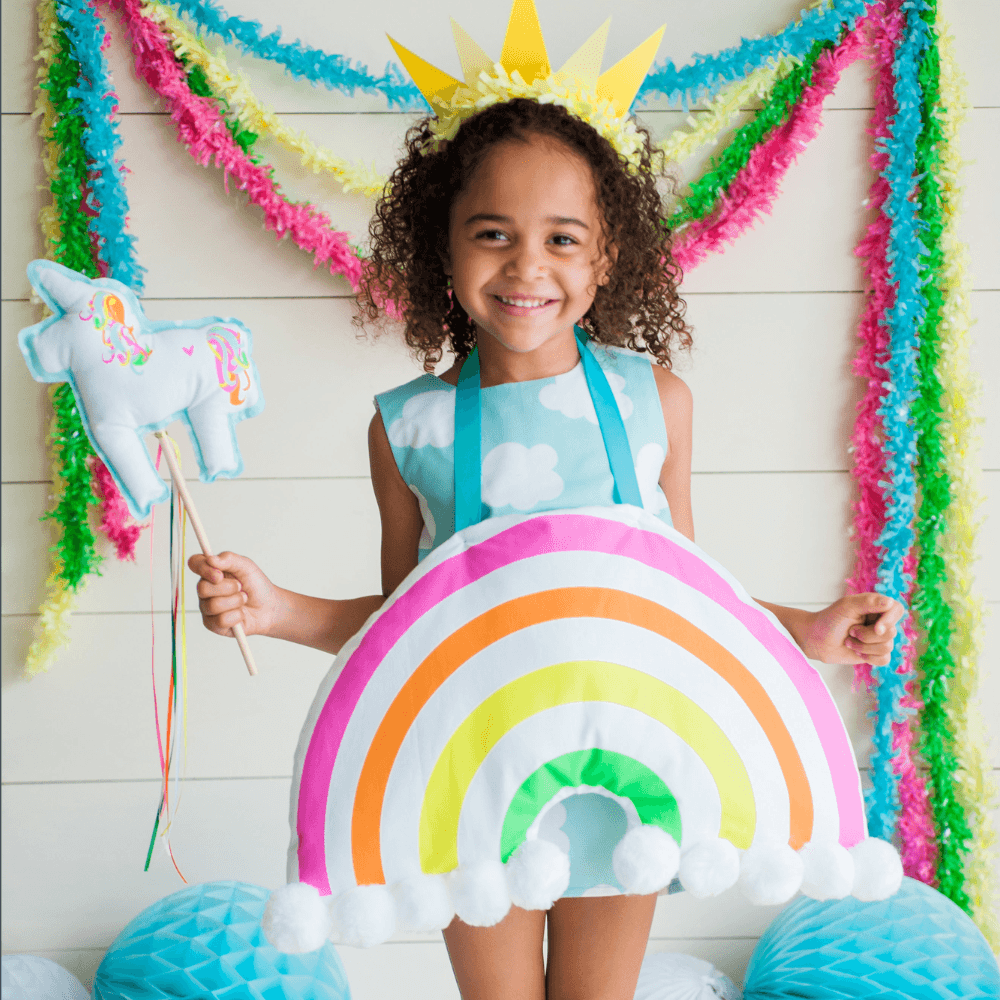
[155,432,258,676]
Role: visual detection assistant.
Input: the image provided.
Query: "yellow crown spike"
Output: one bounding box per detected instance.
[596,25,665,115]
[386,34,462,108]
[555,18,611,88]
[451,18,495,87]
[499,0,550,83]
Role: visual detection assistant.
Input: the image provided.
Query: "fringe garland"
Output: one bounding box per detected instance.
[673,24,864,271]
[57,0,145,291]
[935,12,998,950]
[848,0,938,885]
[166,0,423,108]
[145,1,387,198]
[910,0,973,911]
[858,0,928,847]
[657,57,799,165]
[104,0,363,289]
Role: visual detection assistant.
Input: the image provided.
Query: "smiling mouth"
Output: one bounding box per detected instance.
[493,295,556,308]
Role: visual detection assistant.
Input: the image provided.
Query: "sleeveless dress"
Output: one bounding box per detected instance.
[375,345,673,562]
[375,344,681,897]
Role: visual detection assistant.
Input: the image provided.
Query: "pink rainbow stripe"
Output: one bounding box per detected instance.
[298,513,865,892]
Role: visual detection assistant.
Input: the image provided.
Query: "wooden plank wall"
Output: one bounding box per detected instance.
[2,0,996,992]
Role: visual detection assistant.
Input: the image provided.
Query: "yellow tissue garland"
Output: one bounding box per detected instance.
[144,2,388,199]
[656,56,799,164]
[25,0,77,678]
[935,15,998,951]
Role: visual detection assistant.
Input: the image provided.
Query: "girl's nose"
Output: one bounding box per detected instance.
[505,241,547,278]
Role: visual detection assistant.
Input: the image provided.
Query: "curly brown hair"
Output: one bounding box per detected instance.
[357,98,691,370]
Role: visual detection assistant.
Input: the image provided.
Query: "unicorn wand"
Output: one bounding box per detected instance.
[155,430,258,677]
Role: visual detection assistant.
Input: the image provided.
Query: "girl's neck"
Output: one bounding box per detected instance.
[476,325,582,388]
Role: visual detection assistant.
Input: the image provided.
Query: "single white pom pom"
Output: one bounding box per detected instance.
[634,951,742,1000]
[678,838,741,899]
[261,882,333,953]
[392,872,455,933]
[849,837,903,901]
[738,842,804,905]
[612,824,680,895]
[331,884,396,948]
[449,860,511,926]
[798,840,855,900]
[506,839,571,910]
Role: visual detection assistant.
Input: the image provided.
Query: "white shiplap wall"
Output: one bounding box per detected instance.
[2,1,997,992]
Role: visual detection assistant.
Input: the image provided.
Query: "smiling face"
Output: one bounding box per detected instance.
[446,133,612,366]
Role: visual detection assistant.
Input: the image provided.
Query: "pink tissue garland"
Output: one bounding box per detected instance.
[91,455,144,560]
[673,23,865,272]
[849,0,936,883]
[102,0,363,290]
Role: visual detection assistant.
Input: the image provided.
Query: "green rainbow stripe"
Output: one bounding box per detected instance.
[418,660,754,873]
[499,748,681,862]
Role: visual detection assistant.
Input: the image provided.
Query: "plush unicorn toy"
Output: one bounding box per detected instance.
[19,260,263,521]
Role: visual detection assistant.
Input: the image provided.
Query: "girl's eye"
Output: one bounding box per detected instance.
[550,234,578,247]
[476,229,508,242]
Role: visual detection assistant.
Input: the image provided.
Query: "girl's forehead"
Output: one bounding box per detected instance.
[457,136,598,215]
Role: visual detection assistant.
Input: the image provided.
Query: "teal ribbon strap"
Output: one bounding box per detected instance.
[453,347,483,532]
[574,329,643,508]
[453,330,643,531]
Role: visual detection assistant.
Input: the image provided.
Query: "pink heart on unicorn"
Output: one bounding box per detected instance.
[182,345,195,356]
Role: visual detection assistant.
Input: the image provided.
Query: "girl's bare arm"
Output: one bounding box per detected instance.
[650,366,902,666]
[188,411,422,656]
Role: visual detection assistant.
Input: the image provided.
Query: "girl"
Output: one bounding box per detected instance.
[191,97,903,1000]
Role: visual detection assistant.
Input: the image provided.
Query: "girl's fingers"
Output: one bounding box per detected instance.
[200,592,248,617]
[196,576,242,600]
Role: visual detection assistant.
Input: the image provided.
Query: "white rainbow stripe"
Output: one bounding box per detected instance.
[289,505,868,912]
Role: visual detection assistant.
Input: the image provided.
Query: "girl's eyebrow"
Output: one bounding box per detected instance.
[463,212,589,229]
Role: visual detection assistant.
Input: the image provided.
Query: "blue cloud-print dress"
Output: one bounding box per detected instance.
[374,345,680,897]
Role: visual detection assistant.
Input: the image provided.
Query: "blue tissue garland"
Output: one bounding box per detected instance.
[166,0,876,111]
[57,0,144,291]
[866,0,932,841]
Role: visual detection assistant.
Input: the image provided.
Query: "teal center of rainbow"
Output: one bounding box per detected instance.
[499,748,681,862]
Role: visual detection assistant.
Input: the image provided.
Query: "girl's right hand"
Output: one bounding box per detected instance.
[188,551,279,639]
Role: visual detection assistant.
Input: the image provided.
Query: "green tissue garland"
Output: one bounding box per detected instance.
[672,39,831,226]
[910,0,973,911]
[38,10,102,590]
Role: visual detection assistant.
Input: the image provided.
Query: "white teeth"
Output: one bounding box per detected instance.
[497,296,549,307]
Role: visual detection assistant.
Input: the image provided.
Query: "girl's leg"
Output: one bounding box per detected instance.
[442,905,547,1000]
[545,894,658,1000]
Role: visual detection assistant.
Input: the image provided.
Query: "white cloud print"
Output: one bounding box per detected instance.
[386,390,454,449]
[634,442,669,513]
[482,443,564,511]
[410,485,436,550]
[538,364,633,424]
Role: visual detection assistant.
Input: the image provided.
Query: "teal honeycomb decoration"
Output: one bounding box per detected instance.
[92,881,350,1000]
[743,876,1000,999]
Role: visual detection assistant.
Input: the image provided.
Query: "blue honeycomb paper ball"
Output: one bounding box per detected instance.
[743,875,1000,999]
[92,881,350,1000]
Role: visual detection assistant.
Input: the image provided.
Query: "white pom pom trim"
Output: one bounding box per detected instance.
[392,872,455,933]
[449,860,512,927]
[678,837,741,899]
[798,840,855,900]
[261,882,333,954]
[331,884,397,948]
[612,824,680,895]
[738,842,804,905]
[506,839,571,910]
[849,836,903,901]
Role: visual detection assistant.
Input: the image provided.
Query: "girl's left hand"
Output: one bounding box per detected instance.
[798,593,905,665]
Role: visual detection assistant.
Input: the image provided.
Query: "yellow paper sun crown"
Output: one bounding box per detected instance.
[387,0,665,168]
